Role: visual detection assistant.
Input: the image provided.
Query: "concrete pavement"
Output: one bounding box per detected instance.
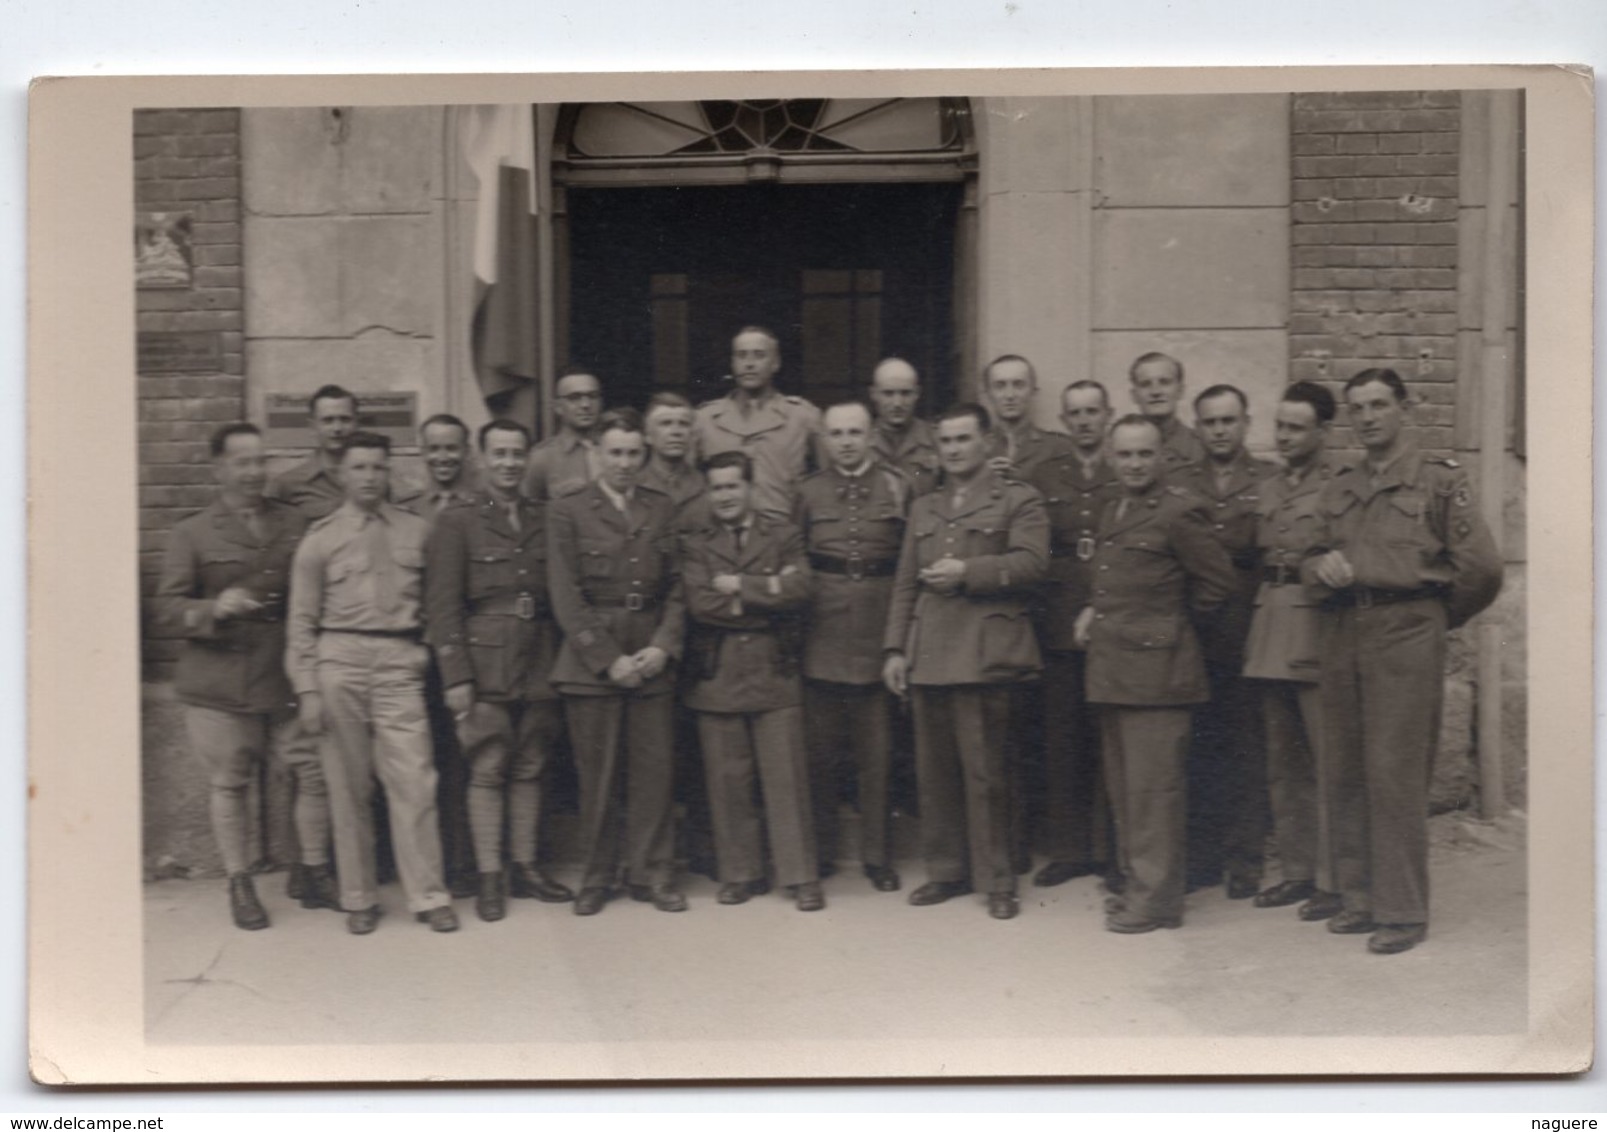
[144,811,1527,1050]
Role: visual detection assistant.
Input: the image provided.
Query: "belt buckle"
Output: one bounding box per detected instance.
[515,593,536,620]
[1076,535,1095,562]
[1354,587,1373,610]
[847,554,865,582]
[625,592,645,612]
[1272,563,1290,586]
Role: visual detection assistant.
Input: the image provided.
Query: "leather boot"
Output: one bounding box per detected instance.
[229,873,269,931]
[296,864,340,911]
[476,871,507,922]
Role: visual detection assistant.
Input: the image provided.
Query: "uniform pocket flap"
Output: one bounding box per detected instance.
[471,547,514,563]
[1111,616,1180,649]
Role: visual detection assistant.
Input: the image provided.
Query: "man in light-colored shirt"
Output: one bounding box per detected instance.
[693,326,823,521]
[287,431,456,935]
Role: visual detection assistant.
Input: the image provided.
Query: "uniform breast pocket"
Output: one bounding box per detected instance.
[467,547,514,598]
[961,519,1008,555]
[392,543,426,571]
[200,551,250,590]
[1383,492,1433,547]
[807,510,844,530]
[577,539,615,579]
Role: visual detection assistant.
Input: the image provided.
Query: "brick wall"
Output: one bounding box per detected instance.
[1290,92,1460,457]
[135,108,245,674]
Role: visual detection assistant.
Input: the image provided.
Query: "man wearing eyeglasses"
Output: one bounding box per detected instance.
[523,365,606,503]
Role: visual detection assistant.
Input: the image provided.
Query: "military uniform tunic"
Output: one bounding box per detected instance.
[1084,481,1237,923]
[681,515,819,888]
[871,418,942,498]
[1166,451,1280,888]
[794,461,909,871]
[1243,456,1344,890]
[521,428,599,503]
[267,454,347,521]
[426,492,564,878]
[1156,415,1208,475]
[884,469,1049,896]
[548,482,686,889]
[1026,450,1122,870]
[984,421,1077,483]
[693,391,823,521]
[154,497,328,877]
[1302,441,1502,927]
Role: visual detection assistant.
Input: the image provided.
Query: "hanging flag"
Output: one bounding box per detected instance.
[463,104,540,426]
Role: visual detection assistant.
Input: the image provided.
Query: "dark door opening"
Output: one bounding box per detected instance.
[564,181,961,416]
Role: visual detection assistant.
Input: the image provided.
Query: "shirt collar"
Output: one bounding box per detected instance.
[835,459,873,479]
[596,478,634,511]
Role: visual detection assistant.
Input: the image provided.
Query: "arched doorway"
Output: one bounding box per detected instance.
[551,98,978,413]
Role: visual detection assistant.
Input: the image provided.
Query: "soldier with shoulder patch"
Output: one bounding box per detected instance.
[1302,368,1502,955]
[794,400,910,892]
[883,402,1050,920]
[1167,383,1281,900]
[693,326,823,522]
[1075,414,1238,934]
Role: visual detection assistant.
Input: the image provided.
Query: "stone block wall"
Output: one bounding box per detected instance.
[135,108,245,676]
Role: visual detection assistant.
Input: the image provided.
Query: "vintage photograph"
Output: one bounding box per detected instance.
[27,67,1591,1085]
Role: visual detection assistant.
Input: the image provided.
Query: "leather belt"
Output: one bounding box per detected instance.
[1053,536,1098,562]
[1328,585,1443,610]
[809,553,897,579]
[1262,563,1301,586]
[589,592,659,612]
[321,627,421,640]
[472,593,545,620]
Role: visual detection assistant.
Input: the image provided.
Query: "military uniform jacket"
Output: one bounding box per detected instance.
[680,516,813,714]
[1242,456,1343,683]
[547,482,686,697]
[985,422,1077,482]
[1083,483,1238,706]
[871,418,941,498]
[694,390,823,520]
[1300,441,1503,630]
[1166,450,1278,666]
[155,497,307,714]
[425,493,560,703]
[793,461,910,685]
[1026,450,1120,652]
[1157,416,1208,475]
[521,429,598,503]
[267,454,346,521]
[883,469,1050,687]
[639,458,710,535]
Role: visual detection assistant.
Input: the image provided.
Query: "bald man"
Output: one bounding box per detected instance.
[868,357,941,498]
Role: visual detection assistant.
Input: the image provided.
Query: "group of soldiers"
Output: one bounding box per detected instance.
[156,325,1503,956]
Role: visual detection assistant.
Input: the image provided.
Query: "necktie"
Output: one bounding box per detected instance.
[242,508,265,544]
[507,502,521,533]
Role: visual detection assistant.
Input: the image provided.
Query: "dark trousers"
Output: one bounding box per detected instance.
[425,664,474,887]
[1186,659,1270,884]
[1319,599,1446,925]
[457,696,561,871]
[563,691,677,889]
[1100,704,1191,921]
[804,680,894,869]
[696,706,818,889]
[1262,679,1330,888]
[1040,649,1113,868]
[912,684,1016,895]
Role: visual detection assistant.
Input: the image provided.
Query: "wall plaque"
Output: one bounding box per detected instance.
[135,210,194,289]
[263,391,418,448]
[137,331,223,374]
